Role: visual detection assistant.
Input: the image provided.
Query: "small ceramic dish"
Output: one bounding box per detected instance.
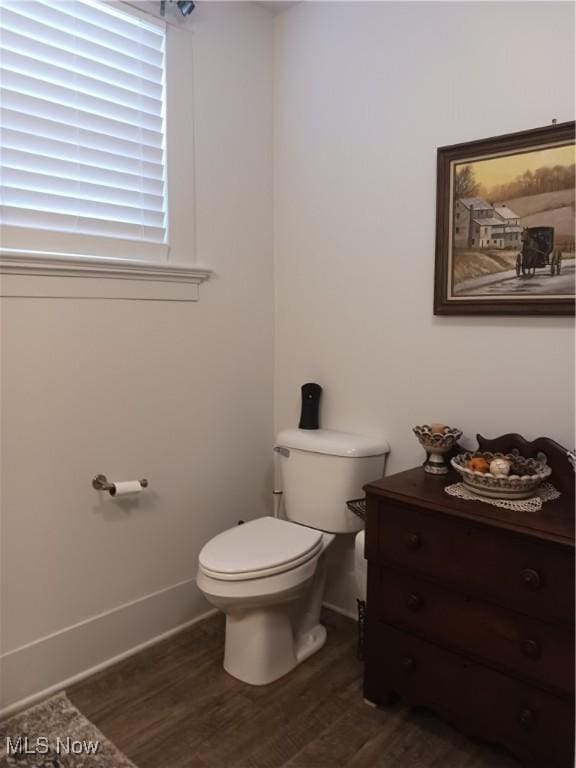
[451,449,551,500]
[412,425,463,475]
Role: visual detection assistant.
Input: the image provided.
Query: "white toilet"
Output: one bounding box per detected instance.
[196,429,389,685]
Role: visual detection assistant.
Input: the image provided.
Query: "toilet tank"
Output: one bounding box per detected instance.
[275,429,390,534]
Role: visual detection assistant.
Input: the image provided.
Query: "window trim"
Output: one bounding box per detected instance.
[0,251,212,300]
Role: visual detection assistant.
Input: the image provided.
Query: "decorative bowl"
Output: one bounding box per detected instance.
[451,450,551,500]
[413,424,463,475]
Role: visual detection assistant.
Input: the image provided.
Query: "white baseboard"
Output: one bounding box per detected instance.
[323,601,358,621]
[0,578,216,719]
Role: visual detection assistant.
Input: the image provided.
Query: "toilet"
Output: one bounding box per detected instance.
[196,429,389,685]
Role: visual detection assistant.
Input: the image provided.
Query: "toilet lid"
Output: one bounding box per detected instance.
[198,517,323,579]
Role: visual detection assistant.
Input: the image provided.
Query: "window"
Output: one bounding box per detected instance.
[0,0,168,263]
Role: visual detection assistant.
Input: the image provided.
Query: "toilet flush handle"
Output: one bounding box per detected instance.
[274,446,290,458]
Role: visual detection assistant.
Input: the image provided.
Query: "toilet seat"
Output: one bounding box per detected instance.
[198,517,324,581]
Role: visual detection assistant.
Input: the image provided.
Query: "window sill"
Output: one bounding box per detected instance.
[0,253,213,301]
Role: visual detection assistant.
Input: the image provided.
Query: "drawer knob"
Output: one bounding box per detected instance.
[520,639,541,660]
[405,531,422,550]
[518,707,538,731]
[406,593,424,611]
[521,568,542,591]
[401,656,415,673]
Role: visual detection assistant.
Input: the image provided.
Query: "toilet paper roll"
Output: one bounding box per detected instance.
[354,530,367,602]
[110,481,142,497]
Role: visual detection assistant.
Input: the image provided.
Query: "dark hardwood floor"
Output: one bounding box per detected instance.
[68,610,520,768]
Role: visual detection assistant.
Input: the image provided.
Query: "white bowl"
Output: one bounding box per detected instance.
[451,450,551,500]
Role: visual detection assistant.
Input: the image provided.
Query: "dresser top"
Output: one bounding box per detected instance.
[365,467,575,546]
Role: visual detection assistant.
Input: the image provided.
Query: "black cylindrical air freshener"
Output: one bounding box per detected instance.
[298,383,322,430]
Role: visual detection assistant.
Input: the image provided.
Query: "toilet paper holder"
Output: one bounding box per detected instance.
[92,474,149,494]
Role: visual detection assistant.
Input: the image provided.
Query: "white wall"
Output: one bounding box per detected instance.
[274,1,576,614]
[0,2,274,712]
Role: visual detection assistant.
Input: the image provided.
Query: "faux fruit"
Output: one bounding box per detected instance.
[489,458,511,477]
[468,457,490,473]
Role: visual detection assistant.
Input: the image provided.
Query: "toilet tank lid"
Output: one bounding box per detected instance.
[275,429,390,458]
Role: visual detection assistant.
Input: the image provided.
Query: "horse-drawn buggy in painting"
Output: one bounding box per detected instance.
[516,226,562,277]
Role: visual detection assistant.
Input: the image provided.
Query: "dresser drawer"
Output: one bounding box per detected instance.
[364,623,574,768]
[372,502,574,623]
[370,565,574,696]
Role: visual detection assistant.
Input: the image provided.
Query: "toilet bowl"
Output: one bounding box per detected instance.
[197,516,334,685]
[196,429,389,686]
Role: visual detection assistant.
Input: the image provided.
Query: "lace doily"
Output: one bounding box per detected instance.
[445,482,560,512]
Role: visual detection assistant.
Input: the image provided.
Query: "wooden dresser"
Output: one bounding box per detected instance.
[363,434,575,768]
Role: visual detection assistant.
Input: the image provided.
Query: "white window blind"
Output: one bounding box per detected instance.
[0,0,168,262]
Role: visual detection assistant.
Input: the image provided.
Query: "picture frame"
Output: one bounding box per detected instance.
[434,122,575,316]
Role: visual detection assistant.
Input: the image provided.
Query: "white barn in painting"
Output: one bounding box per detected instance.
[454,197,522,250]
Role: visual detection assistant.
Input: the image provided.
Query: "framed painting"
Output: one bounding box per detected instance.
[434,122,575,315]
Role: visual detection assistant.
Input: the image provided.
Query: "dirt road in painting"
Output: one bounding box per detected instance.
[454,261,575,296]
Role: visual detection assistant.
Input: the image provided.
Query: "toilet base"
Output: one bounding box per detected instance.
[224,609,327,686]
[224,607,296,685]
[295,623,327,664]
